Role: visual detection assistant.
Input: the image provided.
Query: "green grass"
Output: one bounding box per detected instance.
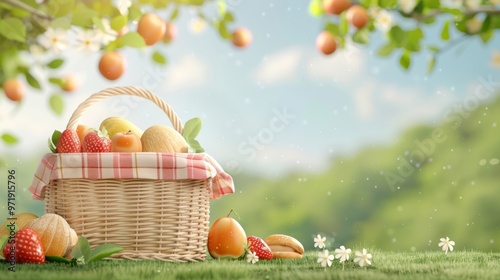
[1,250,499,280]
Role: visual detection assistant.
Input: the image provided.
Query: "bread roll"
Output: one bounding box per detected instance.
[264,234,304,259]
[25,213,77,257]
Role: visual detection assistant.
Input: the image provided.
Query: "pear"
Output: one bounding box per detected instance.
[100,117,143,139]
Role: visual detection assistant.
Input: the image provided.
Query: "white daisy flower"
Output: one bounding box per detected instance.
[37,27,69,54]
[354,249,373,267]
[438,237,455,254]
[317,250,334,268]
[75,29,101,54]
[314,234,327,249]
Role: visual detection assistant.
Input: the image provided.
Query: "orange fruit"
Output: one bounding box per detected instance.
[62,75,77,92]
[231,27,252,48]
[316,31,337,55]
[76,124,91,143]
[111,130,142,152]
[2,78,25,102]
[207,211,247,259]
[137,13,166,46]
[98,51,126,80]
[323,0,351,15]
[346,5,369,29]
[163,22,177,43]
[0,212,38,237]
[24,213,75,257]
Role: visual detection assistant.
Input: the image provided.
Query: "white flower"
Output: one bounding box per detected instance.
[246,251,259,264]
[189,18,206,34]
[314,234,326,249]
[37,27,69,54]
[466,16,482,33]
[334,245,351,262]
[399,0,417,14]
[465,0,481,9]
[438,237,455,254]
[97,18,118,45]
[112,0,132,15]
[371,8,393,33]
[75,29,101,54]
[490,50,500,68]
[441,0,463,9]
[354,249,373,267]
[317,250,334,268]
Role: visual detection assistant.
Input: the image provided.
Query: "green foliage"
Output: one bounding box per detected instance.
[211,95,500,252]
[183,117,205,153]
[311,0,500,71]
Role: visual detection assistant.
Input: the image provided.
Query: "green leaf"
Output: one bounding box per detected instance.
[480,28,493,43]
[152,51,167,65]
[324,22,339,37]
[49,77,65,87]
[404,28,423,52]
[170,7,180,21]
[399,51,411,70]
[379,0,397,8]
[183,118,202,140]
[187,139,205,153]
[47,0,74,17]
[0,235,7,252]
[45,256,73,263]
[352,29,369,44]
[49,94,64,116]
[441,21,450,41]
[308,0,324,17]
[50,18,71,30]
[427,55,436,74]
[1,133,18,145]
[24,72,41,89]
[49,129,62,152]
[92,16,105,32]
[88,244,123,263]
[110,15,128,31]
[377,43,395,57]
[217,21,231,39]
[72,7,98,27]
[0,17,26,42]
[121,32,146,48]
[173,0,205,5]
[73,236,91,263]
[428,45,440,52]
[389,26,405,46]
[339,13,349,36]
[47,59,64,69]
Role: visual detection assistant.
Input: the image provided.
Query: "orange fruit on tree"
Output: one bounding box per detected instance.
[137,13,166,46]
[323,0,351,15]
[62,75,77,92]
[346,5,369,29]
[98,51,126,80]
[316,31,337,55]
[163,22,177,43]
[231,27,252,48]
[2,78,25,102]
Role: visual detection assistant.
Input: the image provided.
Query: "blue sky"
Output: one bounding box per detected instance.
[1,1,499,177]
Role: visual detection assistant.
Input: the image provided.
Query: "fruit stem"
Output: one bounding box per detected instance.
[227,209,241,220]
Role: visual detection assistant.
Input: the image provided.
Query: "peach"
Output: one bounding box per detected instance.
[207,210,247,259]
[111,130,142,152]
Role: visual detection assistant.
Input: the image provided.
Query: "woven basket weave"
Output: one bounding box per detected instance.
[44,86,210,262]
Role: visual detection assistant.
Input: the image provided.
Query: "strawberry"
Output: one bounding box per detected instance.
[82,129,111,152]
[56,129,81,153]
[2,228,45,264]
[247,236,273,260]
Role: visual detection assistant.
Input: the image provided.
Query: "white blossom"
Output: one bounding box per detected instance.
[189,18,206,34]
[371,8,394,33]
[334,245,351,262]
[314,234,326,249]
[97,18,118,45]
[399,0,417,14]
[37,28,69,54]
[112,0,132,15]
[75,29,101,54]
[438,237,455,254]
[246,250,259,264]
[354,249,373,267]
[317,250,334,268]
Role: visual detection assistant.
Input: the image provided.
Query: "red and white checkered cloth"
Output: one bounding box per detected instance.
[29,152,234,200]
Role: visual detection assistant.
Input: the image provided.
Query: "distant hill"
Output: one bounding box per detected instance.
[210,94,500,251]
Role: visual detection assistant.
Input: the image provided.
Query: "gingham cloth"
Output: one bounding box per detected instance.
[29,152,234,200]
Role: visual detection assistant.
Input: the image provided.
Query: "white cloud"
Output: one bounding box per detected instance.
[162,54,209,93]
[354,81,375,119]
[306,41,366,86]
[253,47,304,85]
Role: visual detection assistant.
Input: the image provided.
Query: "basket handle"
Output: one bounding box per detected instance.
[66,86,183,133]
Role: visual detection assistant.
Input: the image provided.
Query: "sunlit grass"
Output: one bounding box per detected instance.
[1,250,499,280]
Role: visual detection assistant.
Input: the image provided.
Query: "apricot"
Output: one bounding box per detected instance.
[111,130,142,152]
[98,51,126,80]
[2,78,25,102]
[323,0,351,15]
[231,27,252,48]
[137,13,166,46]
[316,31,337,55]
[346,5,369,29]
[76,124,91,143]
[207,210,247,259]
[163,22,177,43]
[62,75,77,92]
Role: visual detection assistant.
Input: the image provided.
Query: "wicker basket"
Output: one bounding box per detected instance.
[43,86,212,262]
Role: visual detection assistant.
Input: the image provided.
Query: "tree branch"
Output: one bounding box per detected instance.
[1,0,53,21]
[411,6,500,22]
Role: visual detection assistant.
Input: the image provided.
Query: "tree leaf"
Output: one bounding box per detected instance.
[1,133,18,145]
[73,236,91,263]
[339,13,349,36]
[169,7,180,21]
[427,55,436,74]
[47,59,64,69]
[0,17,26,42]
[49,77,65,87]
[187,139,205,153]
[324,22,339,37]
[217,21,231,39]
[389,26,405,46]
[352,29,370,44]
[24,72,41,89]
[110,15,128,31]
[45,256,73,263]
[377,43,395,57]
[399,51,411,70]
[441,21,450,41]
[182,117,202,140]
[50,18,71,30]
[49,94,64,116]
[71,6,98,27]
[308,0,324,17]
[152,51,167,65]
[88,244,123,263]
[121,32,146,48]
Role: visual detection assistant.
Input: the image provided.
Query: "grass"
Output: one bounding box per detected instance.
[1,250,499,280]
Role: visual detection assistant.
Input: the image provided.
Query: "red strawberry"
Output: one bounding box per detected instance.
[82,129,111,152]
[247,236,273,260]
[2,228,45,264]
[56,129,81,153]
